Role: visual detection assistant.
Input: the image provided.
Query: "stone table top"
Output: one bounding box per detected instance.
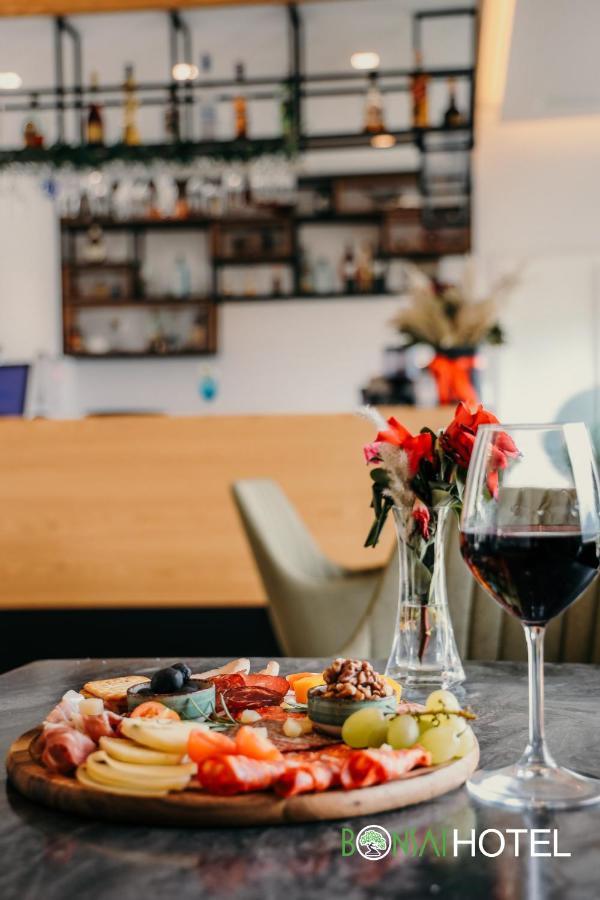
[1,658,599,900]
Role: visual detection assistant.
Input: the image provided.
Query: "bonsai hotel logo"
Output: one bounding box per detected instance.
[343,825,571,860]
[356,825,392,860]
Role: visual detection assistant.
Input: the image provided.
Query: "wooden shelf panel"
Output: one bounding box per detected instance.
[218,291,394,303]
[66,349,216,359]
[67,297,213,309]
[213,255,295,267]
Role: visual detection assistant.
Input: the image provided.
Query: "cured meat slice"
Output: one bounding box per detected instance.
[220,687,285,715]
[196,755,285,796]
[340,746,431,790]
[274,759,342,798]
[40,726,97,774]
[81,710,122,743]
[241,674,290,696]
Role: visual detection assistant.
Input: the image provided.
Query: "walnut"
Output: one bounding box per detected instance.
[321,658,392,701]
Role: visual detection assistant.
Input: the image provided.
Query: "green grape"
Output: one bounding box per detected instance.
[387,714,419,750]
[419,723,459,765]
[455,725,476,758]
[425,689,461,726]
[426,690,460,713]
[342,707,387,749]
[418,714,436,736]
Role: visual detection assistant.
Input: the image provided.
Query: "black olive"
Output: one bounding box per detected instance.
[150,666,184,694]
[172,662,192,682]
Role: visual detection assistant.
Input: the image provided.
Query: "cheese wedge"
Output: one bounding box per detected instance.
[121,718,208,755]
[76,764,168,797]
[99,736,183,767]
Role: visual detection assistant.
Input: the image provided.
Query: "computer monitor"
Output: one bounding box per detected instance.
[0,365,30,416]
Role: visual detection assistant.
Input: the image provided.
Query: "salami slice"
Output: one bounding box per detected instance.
[340,746,431,790]
[221,686,284,715]
[196,754,285,795]
[274,758,343,798]
[241,674,290,696]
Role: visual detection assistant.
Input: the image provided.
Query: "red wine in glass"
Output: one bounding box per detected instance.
[460,422,600,809]
[460,526,599,625]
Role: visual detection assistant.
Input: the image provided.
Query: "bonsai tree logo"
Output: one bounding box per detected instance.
[356,825,391,860]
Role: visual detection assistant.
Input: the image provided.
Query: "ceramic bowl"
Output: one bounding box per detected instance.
[127,679,215,720]
[307,685,397,735]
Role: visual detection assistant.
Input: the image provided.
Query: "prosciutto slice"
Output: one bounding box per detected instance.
[197,755,285,795]
[340,746,431,790]
[40,726,96,774]
[81,710,122,743]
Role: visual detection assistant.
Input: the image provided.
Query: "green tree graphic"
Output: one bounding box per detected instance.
[359,829,387,857]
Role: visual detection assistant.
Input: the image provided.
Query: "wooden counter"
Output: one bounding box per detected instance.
[0,408,453,609]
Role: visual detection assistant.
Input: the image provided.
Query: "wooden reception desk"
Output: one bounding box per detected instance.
[0,408,453,610]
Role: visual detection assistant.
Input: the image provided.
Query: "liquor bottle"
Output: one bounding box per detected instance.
[357,242,374,292]
[373,243,387,294]
[233,62,248,139]
[173,256,191,298]
[411,50,429,128]
[164,84,180,143]
[363,71,385,134]
[23,94,44,148]
[199,53,217,141]
[122,64,140,146]
[86,72,104,145]
[340,244,357,294]
[442,77,464,128]
[280,77,295,144]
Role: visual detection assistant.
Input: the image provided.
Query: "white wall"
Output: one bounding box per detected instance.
[0,1,474,416]
[473,0,600,425]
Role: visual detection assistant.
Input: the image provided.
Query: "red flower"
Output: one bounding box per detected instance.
[374,417,435,476]
[412,498,430,539]
[441,402,519,498]
[363,442,382,464]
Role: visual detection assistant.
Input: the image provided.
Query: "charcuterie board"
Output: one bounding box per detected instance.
[7,729,479,827]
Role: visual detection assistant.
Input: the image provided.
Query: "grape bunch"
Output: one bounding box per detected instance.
[341,689,476,765]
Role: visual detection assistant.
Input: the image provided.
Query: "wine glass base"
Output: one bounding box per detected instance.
[468,763,600,810]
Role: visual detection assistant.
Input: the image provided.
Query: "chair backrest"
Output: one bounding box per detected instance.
[232,479,342,582]
[345,514,600,663]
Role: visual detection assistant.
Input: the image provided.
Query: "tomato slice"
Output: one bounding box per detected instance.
[130,701,180,721]
[188,729,237,763]
[235,725,283,762]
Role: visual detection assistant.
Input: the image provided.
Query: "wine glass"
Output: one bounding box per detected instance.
[460,423,600,809]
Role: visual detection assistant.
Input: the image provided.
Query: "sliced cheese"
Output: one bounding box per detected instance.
[99,736,183,767]
[76,764,169,797]
[86,752,191,791]
[121,718,208,754]
[100,751,195,780]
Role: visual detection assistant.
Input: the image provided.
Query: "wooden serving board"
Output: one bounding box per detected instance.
[7,730,479,827]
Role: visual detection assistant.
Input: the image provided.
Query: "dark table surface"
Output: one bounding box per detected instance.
[1,658,599,900]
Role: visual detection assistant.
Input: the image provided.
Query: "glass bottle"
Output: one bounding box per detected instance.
[233,62,248,140]
[364,71,385,134]
[122,64,141,146]
[23,94,44,148]
[443,77,464,128]
[173,256,191,298]
[411,50,429,128]
[199,53,217,141]
[164,84,180,143]
[340,244,357,294]
[86,72,104,146]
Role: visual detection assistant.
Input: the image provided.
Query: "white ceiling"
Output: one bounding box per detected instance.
[503,0,600,120]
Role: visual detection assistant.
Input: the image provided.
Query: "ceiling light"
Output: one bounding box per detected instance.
[172,62,199,82]
[0,71,22,90]
[351,51,380,71]
[371,133,396,149]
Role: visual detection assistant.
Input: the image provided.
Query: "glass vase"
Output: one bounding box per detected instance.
[385,505,465,689]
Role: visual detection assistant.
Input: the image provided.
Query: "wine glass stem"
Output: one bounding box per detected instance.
[520,624,554,771]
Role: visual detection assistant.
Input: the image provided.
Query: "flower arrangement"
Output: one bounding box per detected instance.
[391,264,519,406]
[391,263,517,351]
[362,402,518,661]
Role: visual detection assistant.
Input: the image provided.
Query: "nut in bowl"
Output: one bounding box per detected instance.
[307,658,398,735]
